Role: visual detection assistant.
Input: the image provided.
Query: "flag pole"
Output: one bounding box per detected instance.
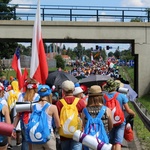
[30,0,48,84]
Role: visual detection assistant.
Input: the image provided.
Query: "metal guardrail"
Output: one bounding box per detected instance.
[132,100,150,131]
[0,3,150,22]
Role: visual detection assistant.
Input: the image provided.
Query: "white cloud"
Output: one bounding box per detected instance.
[10,0,36,5]
[122,0,150,7]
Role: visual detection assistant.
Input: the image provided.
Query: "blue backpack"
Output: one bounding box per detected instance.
[0,103,5,143]
[26,103,51,144]
[0,103,4,122]
[83,105,109,144]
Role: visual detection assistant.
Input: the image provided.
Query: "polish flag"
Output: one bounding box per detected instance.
[22,68,28,92]
[11,47,23,90]
[22,68,28,82]
[30,0,48,84]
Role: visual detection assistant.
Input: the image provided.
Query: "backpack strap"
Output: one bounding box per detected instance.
[83,108,92,119]
[113,92,119,99]
[0,103,3,111]
[33,103,50,111]
[104,92,119,101]
[0,103,4,122]
[42,103,50,111]
[72,98,79,106]
[103,94,109,101]
[60,98,79,107]
[96,105,106,119]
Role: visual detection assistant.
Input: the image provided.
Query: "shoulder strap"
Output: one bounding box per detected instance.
[103,94,109,101]
[42,103,50,111]
[33,103,50,112]
[0,104,3,111]
[60,98,79,107]
[60,98,67,107]
[96,105,106,119]
[104,92,119,101]
[72,98,79,106]
[113,92,119,99]
[83,108,92,119]
[0,104,4,122]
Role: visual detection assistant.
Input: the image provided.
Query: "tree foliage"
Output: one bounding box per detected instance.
[54,55,65,69]
[114,49,120,59]
[0,0,16,20]
[130,17,143,22]
[108,51,114,57]
[120,50,134,61]
[0,42,18,59]
[74,43,83,60]
[0,1,19,59]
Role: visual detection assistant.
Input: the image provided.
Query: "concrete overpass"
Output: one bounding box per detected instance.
[0,20,150,97]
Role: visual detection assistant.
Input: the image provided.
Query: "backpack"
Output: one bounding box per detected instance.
[0,103,4,122]
[25,103,51,144]
[103,92,124,126]
[7,90,20,111]
[83,105,109,144]
[0,103,7,143]
[58,98,81,138]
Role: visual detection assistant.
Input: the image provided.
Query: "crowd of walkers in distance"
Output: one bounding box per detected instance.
[0,58,137,150]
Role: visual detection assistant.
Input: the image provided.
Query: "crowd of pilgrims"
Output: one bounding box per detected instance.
[0,57,135,150]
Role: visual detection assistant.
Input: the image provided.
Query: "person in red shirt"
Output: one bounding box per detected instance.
[56,80,86,150]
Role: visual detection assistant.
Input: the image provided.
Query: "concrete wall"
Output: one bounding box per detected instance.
[2,55,56,69]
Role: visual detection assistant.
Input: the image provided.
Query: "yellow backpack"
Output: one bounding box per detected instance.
[7,90,20,111]
[58,98,82,138]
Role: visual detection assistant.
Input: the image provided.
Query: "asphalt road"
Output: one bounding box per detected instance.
[10,132,141,150]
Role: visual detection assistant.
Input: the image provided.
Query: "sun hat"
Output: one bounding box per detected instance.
[61,80,75,92]
[89,85,102,96]
[103,79,120,92]
[73,87,83,95]
[38,85,52,97]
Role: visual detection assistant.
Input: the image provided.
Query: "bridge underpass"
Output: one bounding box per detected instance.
[0,20,150,97]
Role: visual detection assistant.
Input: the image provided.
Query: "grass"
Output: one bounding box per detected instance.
[129,101,150,150]
[1,66,73,79]
[120,66,150,150]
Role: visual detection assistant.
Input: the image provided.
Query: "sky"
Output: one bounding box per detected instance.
[10,0,150,7]
[9,0,150,52]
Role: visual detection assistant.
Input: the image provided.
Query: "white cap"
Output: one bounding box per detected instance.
[73,87,83,95]
[62,80,75,92]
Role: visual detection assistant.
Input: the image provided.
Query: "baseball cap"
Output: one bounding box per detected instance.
[61,80,75,92]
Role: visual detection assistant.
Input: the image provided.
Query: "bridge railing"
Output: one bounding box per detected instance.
[0,3,150,22]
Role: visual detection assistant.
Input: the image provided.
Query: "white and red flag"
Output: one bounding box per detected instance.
[30,0,48,84]
[11,47,23,90]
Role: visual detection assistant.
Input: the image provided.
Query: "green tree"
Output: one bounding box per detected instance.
[66,47,76,60]
[0,1,19,58]
[120,50,134,61]
[0,42,18,59]
[54,55,65,69]
[19,43,31,56]
[130,17,143,22]
[114,49,120,59]
[74,43,83,60]
[108,51,114,57]
[0,1,16,20]
[100,48,107,61]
